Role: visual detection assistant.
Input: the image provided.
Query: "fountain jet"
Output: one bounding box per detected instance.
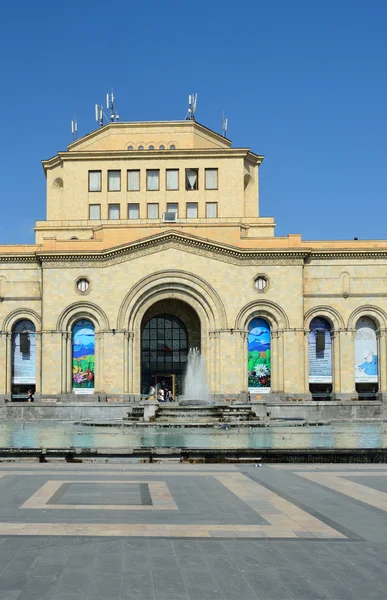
[179,348,213,406]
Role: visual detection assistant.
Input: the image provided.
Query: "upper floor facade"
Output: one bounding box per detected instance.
[36,120,274,245]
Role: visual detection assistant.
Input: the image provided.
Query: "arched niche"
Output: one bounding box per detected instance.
[11,319,36,400]
[71,319,95,394]
[308,316,333,400]
[247,317,271,392]
[355,316,379,399]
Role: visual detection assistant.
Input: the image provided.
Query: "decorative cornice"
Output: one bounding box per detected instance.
[309,251,387,261]
[42,147,262,171]
[0,255,40,264]
[36,231,309,268]
[2,232,387,266]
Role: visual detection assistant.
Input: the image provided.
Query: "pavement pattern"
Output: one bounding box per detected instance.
[0,462,385,599]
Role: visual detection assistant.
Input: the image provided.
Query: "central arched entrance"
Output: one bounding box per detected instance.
[140,299,201,398]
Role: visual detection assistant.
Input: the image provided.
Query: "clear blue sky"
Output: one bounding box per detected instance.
[0,0,386,244]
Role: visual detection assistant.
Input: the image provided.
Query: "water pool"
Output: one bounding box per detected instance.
[0,421,386,450]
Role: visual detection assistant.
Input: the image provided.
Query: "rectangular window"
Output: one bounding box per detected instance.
[89,204,101,219]
[147,203,159,219]
[166,169,179,190]
[128,203,140,219]
[205,168,218,190]
[147,170,159,191]
[186,168,198,190]
[89,171,101,192]
[127,170,140,191]
[108,170,121,191]
[186,202,198,219]
[108,204,120,219]
[206,202,217,218]
[167,203,178,218]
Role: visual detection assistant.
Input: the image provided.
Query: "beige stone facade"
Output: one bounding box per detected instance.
[0,120,386,402]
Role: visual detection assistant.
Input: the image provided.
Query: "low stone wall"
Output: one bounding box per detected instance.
[264,401,387,421]
[1,403,134,421]
[0,400,386,422]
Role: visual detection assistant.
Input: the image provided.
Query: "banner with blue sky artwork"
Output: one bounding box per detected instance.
[248,318,271,392]
[72,319,95,393]
[355,317,378,383]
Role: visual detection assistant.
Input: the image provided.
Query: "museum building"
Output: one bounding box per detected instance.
[0,119,386,403]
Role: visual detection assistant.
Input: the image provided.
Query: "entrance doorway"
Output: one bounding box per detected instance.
[140,300,201,399]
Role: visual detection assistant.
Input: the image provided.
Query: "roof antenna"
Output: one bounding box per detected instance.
[222,113,228,138]
[71,115,78,140]
[94,90,119,127]
[186,94,197,120]
[95,103,104,127]
[106,90,120,122]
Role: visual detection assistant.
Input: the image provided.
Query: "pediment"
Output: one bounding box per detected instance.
[37,230,308,268]
[65,121,231,153]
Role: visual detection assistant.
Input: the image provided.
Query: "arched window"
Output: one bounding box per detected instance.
[12,319,36,399]
[355,317,378,398]
[72,319,95,394]
[308,317,332,399]
[248,318,271,392]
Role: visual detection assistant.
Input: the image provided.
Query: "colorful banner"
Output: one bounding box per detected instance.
[308,317,332,383]
[72,319,95,393]
[355,317,378,383]
[248,318,271,392]
[12,320,36,384]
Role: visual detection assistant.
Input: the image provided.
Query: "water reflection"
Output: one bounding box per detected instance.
[0,421,385,450]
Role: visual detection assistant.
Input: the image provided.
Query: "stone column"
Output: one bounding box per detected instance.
[277,330,284,393]
[378,329,387,401]
[6,333,12,397]
[240,330,248,392]
[338,329,356,400]
[304,329,310,395]
[214,330,221,393]
[127,331,134,395]
[66,331,72,394]
[271,330,279,392]
[0,333,7,401]
[332,330,341,394]
[35,331,42,396]
[94,331,100,392]
[60,332,68,394]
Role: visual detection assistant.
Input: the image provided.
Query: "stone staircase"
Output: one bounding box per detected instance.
[155,404,254,423]
[125,406,145,421]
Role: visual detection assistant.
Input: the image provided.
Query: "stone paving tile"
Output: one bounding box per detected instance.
[0,464,386,599]
[151,567,188,597]
[121,569,155,600]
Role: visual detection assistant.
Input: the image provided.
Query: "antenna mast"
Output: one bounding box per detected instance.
[94,90,120,127]
[71,116,78,140]
[95,103,104,127]
[186,93,197,120]
[106,90,120,122]
[222,113,228,138]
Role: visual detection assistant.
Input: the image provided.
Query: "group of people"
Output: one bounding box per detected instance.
[149,385,174,402]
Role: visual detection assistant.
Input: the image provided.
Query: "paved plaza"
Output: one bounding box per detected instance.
[0,462,385,599]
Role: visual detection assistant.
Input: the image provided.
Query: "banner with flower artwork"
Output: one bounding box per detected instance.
[248,318,271,392]
[72,319,95,394]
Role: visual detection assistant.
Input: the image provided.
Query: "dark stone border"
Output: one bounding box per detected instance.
[0,447,387,462]
[241,469,364,541]
[47,481,153,506]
